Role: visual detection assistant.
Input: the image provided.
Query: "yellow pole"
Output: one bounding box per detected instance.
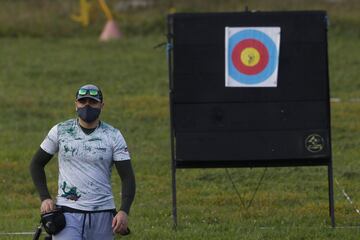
[97,0,114,21]
[71,0,91,27]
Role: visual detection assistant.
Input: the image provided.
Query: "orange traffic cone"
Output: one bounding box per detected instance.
[99,20,121,42]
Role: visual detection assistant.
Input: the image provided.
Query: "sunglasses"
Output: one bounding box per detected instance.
[78,89,99,96]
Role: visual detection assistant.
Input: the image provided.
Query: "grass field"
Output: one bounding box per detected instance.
[0,0,360,239]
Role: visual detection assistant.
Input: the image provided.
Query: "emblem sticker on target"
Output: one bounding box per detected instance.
[225,27,281,87]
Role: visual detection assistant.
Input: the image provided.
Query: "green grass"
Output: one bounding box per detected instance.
[0,0,360,239]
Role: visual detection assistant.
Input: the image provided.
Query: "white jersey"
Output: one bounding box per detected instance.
[40,119,130,211]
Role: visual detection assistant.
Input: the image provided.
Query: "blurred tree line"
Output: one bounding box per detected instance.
[0,0,358,37]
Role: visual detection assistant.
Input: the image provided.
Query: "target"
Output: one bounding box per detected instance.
[225,27,281,87]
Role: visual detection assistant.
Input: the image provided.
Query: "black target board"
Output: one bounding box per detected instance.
[168,11,332,168]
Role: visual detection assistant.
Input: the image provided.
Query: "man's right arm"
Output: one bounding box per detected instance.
[29,147,54,212]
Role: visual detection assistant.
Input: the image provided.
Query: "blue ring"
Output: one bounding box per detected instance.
[228,29,278,84]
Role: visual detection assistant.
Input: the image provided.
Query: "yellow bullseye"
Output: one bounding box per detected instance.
[240,47,260,67]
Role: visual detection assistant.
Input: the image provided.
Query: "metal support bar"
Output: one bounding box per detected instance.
[167,18,177,228]
[171,162,178,229]
[328,162,336,227]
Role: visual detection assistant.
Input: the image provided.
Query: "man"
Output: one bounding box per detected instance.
[30,84,135,239]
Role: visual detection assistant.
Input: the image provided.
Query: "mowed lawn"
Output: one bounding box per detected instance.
[0,12,360,240]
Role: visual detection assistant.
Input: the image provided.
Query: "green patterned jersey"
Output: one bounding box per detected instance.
[40,119,130,211]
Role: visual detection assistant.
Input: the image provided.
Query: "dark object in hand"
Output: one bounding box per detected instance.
[120,227,131,236]
[41,209,66,235]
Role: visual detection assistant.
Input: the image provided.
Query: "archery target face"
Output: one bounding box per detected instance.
[225,27,281,87]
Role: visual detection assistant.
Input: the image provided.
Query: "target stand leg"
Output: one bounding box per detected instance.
[328,162,335,227]
[171,162,178,229]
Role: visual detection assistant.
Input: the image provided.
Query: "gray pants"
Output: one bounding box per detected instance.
[53,212,114,240]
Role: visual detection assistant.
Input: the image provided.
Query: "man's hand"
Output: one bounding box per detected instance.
[40,199,55,213]
[112,210,129,235]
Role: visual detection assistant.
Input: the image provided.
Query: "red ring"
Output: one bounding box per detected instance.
[231,39,269,75]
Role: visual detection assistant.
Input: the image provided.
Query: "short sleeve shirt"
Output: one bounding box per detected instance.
[40,119,130,211]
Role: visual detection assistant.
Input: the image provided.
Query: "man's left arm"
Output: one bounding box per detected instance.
[112,160,136,234]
